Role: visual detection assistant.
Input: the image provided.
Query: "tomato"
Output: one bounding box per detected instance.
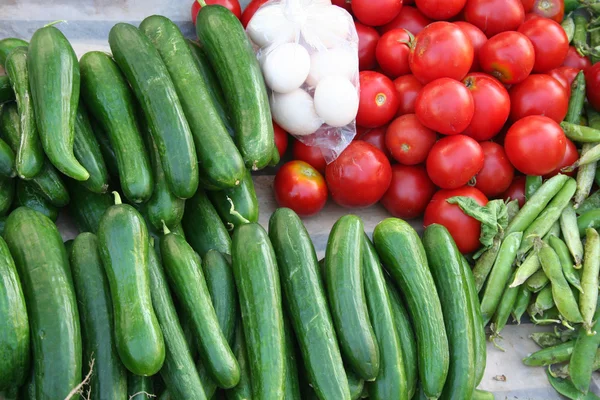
[357,71,399,128]
[509,74,569,123]
[376,29,412,78]
[464,0,525,37]
[531,0,564,22]
[523,12,543,22]
[352,0,403,26]
[479,31,535,84]
[331,0,352,12]
[409,22,474,84]
[424,186,488,253]
[548,66,579,96]
[380,6,432,35]
[358,126,393,160]
[414,0,467,20]
[563,46,593,72]
[273,161,328,217]
[426,135,484,189]
[586,63,600,112]
[393,75,423,116]
[273,122,288,158]
[381,165,436,219]
[192,0,241,23]
[386,114,437,165]
[454,21,487,72]
[473,142,515,197]
[502,176,526,207]
[415,77,475,135]
[240,0,268,27]
[292,140,327,174]
[356,22,380,71]
[518,18,569,73]
[521,0,535,12]
[462,73,510,141]
[504,115,567,175]
[544,138,579,178]
[326,141,392,208]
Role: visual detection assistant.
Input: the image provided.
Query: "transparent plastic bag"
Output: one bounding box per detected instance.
[246,0,360,162]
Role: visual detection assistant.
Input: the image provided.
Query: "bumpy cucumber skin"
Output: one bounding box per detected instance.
[225,323,253,400]
[0,38,28,67]
[0,77,15,105]
[0,178,15,216]
[0,137,16,178]
[208,169,258,231]
[15,180,59,222]
[128,374,155,400]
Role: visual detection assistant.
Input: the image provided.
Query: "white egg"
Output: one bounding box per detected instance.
[271,89,324,136]
[303,5,353,48]
[247,5,296,48]
[262,43,310,94]
[306,47,357,87]
[314,76,358,127]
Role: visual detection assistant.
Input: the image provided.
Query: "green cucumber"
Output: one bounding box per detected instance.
[231,223,285,399]
[282,314,302,400]
[108,23,199,199]
[325,215,379,381]
[0,236,29,390]
[268,208,350,400]
[0,137,16,178]
[64,239,74,256]
[28,26,89,181]
[73,103,109,194]
[140,15,245,189]
[79,51,153,203]
[0,77,15,105]
[196,5,274,170]
[14,180,58,222]
[0,178,14,216]
[65,179,112,233]
[373,218,449,399]
[97,193,165,376]
[208,169,258,231]
[128,374,155,399]
[70,233,127,399]
[0,38,27,67]
[4,207,82,399]
[90,121,119,179]
[225,323,253,400]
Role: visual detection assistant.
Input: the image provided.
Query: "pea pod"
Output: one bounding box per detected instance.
[473,237,501,293]
[565,71,586,125]
[529,332,562,349]
[506,198,520,224]
[572,13,589,55]
[525,176,543,200]
[568,142,600,170]
[574,143,598,208]
[529,285,554,317]
[512,287,532,324]
[569,306,600,394]
[522,341,575,366]
[578,209,600,235]
[549,235,582,292]
[561,122,600,143]
[561,203,584,268]
[490,274,519,343]
[526,269,550,293]
[592,26,600,65]
[546,368,600,400]
[578,191,600,214]
[580,228,600,334]
[562,16,575,43]
[554,349,600,379]
[511,251,541,288]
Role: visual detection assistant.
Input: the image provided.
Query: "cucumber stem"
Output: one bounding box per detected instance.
[227,197,250,225]
[162,220,171,236]
[43,20,67,28]
[197,0,207,7]
[112,191,122,205]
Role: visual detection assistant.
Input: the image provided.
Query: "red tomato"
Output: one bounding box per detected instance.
[464,0,525,37]
[548,66,579,96]
[273,161,328,217]
[479,31,535,84]
[359,126,393,160]
[357,71,399,128]
[409,22,474,84]
[415,77,475,135]
[356,22,380,70]
[273,122,288,158]
[504,115,567,175]
[386,114,437,165]
[352,0,403,26]
[531,0,564,22]
[454,21,487,72]
[521,0,535,12]
[380,6,432,35]
[331,0,352,12]
[192,0,241,23]
[509,74,569,123]
[376,29,412,78]
[502,176,526,207]
[586,63,600,112]
[462,73,510,141]
[240,0,268,27]
[393,75,423,116]
[563,46,593,72]
[544,138,579,178]
[518,18,569,73]
[424,186,489,253]
[474,142,515,197]
[326,141,392,208]
[381,165,436,219]
[426,135,484,189]
[414,0,467,20]
[292,140,327,174]
[523,12,543,22]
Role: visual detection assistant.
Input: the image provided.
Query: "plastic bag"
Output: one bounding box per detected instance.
[246,0,360,162]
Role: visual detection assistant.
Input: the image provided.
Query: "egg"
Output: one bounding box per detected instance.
[271,89,324,136]
[247,5,296,48]
[303,5,353,49]
[306,47,357,87]
[314,76,358,127]
[262,43,310,94]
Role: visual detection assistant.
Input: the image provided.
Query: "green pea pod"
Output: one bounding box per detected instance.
[572,13,588,55]
[525,176,543,200]
[546,368,600,400]
[512,287,532,324]
[561,16,575,43]
[490,274,519,342]
[523,341,575,366]
[578,209,600,235]
[565,71,586,125]
[506,199,520,224]
[574,143,598,208]
[554,349,600,379]
[592,27,600,65]
[567,143,600,171]
[529,332,562,349]
[561,122,600,143]
[577,191,600,215]
[529,285,554,317]
[549,236,582,292]
[561,203,584,268]
[511,251,541,288]
[569,306,600,394]
[525,269,549,293]
[580,229,600,334]
[473,237,501,293]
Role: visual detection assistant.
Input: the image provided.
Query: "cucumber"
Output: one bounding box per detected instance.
[0,38,27,67]
[362,235,408,400]
[64,239,74,256]
[90,121,119,179]
[18,368,35,400]
[0,77,15,105]
[0,178,14,216]
[182,188,231,257]
[66,179,112,234]
[225,323,253,400]
[0,137,16,178]
[0,236,29,390]
[147,245,207,400]
[73,103,109,194]
[140,16,245,189]
[70,233,127,399]
[282,314,302,400]
[208,169,258,231]
[79,51,153,203]
[373,218,449,399]
[325,215,379,381]
[160,227,240,389]
[108,23,199,199]
[28,26,89,181]
[4,207,82,399]
[128,374,155,400]
[231,223,285,399]
[268,208,350,400]
[97,193,165,376]
[14,180,59,222]
[196,5,274,170]
[422,224,476,399]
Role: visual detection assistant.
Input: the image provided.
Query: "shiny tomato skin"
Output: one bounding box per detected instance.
[357,71,400,128]
[359,126,393,160]
[502,176,526,207]
[394,75,423,116]
[415,0,467,20]
[331,0,352,12]
[548,66,579,96]
[544,138,579,178]
[474,141,515,197]
[386,114,437,165]
[273,122,288,158]
[454,21,487,72]
[424,186,488,254]
[240,0,268,27]
[409,22,474,84]
[509,74,569,123]
[192,0,241,23]
[586,63,600,112]
[479,31,535,84]
[326,141,393,208]
[356,22,380,70]
[292,140,327,174]
[523,12,543,22]
[563,46,592,72]
[531,0,564,22]
[415,77,475,135]
[462,73,510,141]
[521,0,535,12]
[381,164,436,219]
[426,134,485,189]
[376,29,412,78]
[380,6,432,35]
[352,0,403,26]
[504,115,567,175]
[464,0,525,37]
[274,161,328,217]
[518,18,569,73]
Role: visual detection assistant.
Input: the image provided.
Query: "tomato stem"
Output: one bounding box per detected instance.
[197,0,207,8]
